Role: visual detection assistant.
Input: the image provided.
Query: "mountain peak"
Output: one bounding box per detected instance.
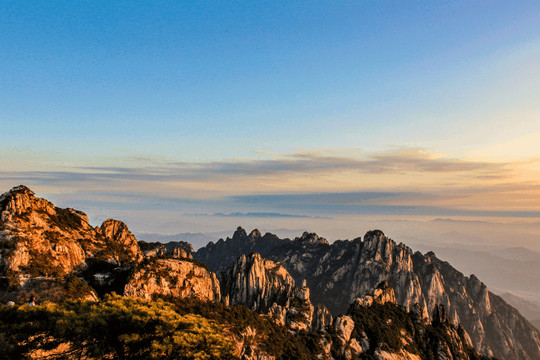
[9,184,33,195]
[249,228,262,238]
[364,229,385,241]
[297,231,328,245]
[0,185,58,221]
[232,226,247,240]
[100,219,144,264]
[0,185,36,210]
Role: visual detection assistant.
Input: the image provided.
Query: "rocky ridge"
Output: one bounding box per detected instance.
[218,253,490,359]
[330,281,486,360]
[0,186,143,279]
[138,239,194,259]
[342,282,482,360]
[195,227,540,360]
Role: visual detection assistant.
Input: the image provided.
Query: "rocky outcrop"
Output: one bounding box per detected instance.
[0,186,145,282]
[195,227,540,360]
[0,186,535,359]
[350,280,396,308]
[196,227,286,273]
[334,315,355,344]
[0,186,228,306]
[337,283,490,360]
[0,186,148,304]
[220,252,313,331]
[100,219,144,264]
[138,240,193,259]
[124,258,220,302]
[312,303,333,331]
[0,186,96,278]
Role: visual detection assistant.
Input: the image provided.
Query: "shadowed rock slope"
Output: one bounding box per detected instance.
[330,281,489,360]
[218,251,491,359]
[195,227,540,360]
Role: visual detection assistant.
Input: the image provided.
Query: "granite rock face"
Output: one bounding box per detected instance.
[124,258,220,301]
[350,280,396,308]
[220,252,314,331]
[0,186,215,306]
[195,227,540,360]
[0,186,536,359]
[0,186,142,282]
[100,219,144,264]
[337,282,490,360]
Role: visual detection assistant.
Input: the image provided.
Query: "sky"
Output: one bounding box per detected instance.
[1,1,540,247]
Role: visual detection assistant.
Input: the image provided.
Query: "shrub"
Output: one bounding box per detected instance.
[0,295,237,359]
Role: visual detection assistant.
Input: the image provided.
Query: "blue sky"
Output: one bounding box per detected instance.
[1,1,540,237]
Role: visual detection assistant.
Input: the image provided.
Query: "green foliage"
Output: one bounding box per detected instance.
[21,249,64,277]
[49,207,83,231]
[0,295,237,359]
[349,302,417,354]
[0,269,20,289]
[138,240,160,252]
[168,296,324,360]
[287,297,312,323]
[138,257,172,278]
[184,257,210,270]
[63,274,95,299]
[346,302,492,360]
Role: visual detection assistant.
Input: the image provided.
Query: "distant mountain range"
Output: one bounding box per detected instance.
[414,243,540,297]
[498,292,540,331]
[136,231,220,250]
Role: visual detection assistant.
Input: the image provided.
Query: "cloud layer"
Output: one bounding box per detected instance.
[0,148,537,222]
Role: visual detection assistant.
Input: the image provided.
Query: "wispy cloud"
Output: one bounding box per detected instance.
[0,149,510,184]
[189,212,329,219]
[78,149,508,179]
[0,148,537,220]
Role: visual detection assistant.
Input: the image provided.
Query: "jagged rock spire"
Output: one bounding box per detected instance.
[249,228,262,238]
[195,227,540,360]
[220,252,314,331]
[297,231,328,245]
[232,226,247,240]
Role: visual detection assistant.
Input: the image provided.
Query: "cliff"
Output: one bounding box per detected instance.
[124,258,220,301]
[0,186,212,306]
[0,186,143,281]
[220,252,314,331]
[334,282,489,360]
[195,227,540,360]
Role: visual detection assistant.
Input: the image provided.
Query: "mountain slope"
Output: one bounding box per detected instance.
[195,227,540,360]
[499,292,540,331]
[220,252,315,331]
[0,186,143,302]
[413,243,540,306]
